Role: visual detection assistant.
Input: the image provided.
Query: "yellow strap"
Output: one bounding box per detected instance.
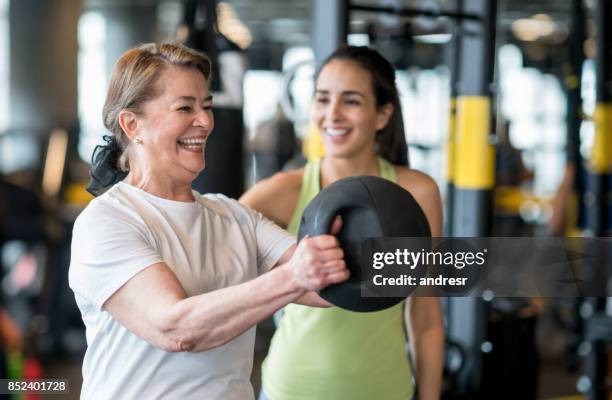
[454,96,495,190]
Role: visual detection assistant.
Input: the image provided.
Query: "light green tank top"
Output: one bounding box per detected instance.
[262,157,414,400]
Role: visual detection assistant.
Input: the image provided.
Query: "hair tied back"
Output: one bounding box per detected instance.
[86,135,128,197]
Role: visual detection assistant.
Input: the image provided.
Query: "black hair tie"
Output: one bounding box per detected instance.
[86,135,128,197]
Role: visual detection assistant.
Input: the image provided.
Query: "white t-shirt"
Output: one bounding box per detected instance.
[69,182,295,400]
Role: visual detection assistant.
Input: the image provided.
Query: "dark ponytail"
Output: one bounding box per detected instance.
[86,135,128,196]
[318,46,409,166]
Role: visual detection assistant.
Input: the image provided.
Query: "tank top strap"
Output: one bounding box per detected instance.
[378,157,397,183]
[287,159,321,235]
[287,157,395,234]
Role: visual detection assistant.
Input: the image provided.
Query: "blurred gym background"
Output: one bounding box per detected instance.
[0,0,610,399]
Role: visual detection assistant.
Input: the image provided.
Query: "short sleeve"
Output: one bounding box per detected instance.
[249,208,295,275]
[68,203,163,310]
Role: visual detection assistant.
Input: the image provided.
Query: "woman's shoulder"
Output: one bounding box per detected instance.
[73,190,145,243]
[76,189,121,224]
[75,183,163,230]
[394,166,439,195]
[393,166,442,235]
[242,168,304,201]
[239,168,305,228]
[267,168,305,190]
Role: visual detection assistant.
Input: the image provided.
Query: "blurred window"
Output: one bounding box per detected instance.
[243,49,315,138]
[281,46,315,137]
[244,71,283,139]
[397,66,450,185]
[0,131,39,174]
[77,11,107,163]
[498,43,567,196]
[580,59,595,160]
[0,0,8,132]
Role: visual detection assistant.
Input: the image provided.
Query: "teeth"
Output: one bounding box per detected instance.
[178,137,205,145]
[325,128,349,137]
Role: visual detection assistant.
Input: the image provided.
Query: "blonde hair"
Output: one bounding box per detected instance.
[102,42,212,171]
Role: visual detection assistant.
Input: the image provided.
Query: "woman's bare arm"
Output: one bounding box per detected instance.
[103,234,347,352]
[407,297,444,400]
[397,169,445,400]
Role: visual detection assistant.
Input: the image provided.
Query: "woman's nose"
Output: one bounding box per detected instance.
[194,109,213,130]
[325,100,343,122]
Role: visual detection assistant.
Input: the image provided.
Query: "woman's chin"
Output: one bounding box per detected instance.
[176,161,205,181]
[324,144,353,159]
[192,163,205,176]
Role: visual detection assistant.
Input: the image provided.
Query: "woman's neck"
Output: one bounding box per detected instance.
[124,170,195,202]
[320,152,380,188]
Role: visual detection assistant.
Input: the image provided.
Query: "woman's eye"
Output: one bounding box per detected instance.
[178,106,192,112]
[315,97,329,104]
[345,99,360,106]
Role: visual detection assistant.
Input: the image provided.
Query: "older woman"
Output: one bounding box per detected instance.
[68,43,347,400]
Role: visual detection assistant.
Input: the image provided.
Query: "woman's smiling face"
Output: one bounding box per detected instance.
[134,66,214,184]
[312,59,392,160]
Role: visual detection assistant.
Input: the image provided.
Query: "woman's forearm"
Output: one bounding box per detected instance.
[105,235,346,353]
[413,324,444,400]
[161,263,305,352]
[407,297,444,400]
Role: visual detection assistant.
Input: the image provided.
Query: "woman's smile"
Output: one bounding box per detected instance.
[177,135,207,153]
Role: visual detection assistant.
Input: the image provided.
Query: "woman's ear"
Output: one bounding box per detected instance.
[375,103,394,131]
[118,110,140,140]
